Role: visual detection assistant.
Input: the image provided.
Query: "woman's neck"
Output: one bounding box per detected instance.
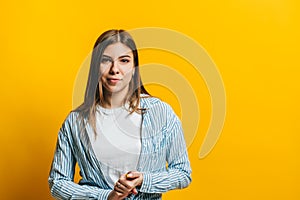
[102,88,129,109]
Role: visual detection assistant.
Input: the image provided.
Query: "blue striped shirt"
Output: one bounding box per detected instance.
[48,97,192,199]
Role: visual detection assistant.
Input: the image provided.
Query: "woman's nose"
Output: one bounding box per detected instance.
[109,61,120,74]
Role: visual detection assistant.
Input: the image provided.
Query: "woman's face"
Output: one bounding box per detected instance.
[100,42,135,95]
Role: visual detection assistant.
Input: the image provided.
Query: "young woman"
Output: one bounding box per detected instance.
[48,29,192,200]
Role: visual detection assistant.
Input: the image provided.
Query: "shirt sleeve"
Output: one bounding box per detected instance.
[48,115,112,200]
[139,105,192,193]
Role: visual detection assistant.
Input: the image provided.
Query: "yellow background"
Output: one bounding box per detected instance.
[0,0,299,199]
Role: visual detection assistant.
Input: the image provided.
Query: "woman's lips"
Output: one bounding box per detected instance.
[107,78,120,84]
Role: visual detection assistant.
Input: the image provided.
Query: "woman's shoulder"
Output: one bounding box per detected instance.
[64,110,80,122]
[140,95,174,114]
[140,95,165,106]
[58,110,87,137]
[59,110,83,130]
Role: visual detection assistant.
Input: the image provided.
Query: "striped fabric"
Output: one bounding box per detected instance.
[48,97,192,200]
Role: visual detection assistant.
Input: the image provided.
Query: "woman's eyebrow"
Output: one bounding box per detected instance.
[102,54,112,58]
[119,55,131,58]
[102,55,131,59]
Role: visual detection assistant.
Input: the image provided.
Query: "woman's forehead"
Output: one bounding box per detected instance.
[103,42,133,58]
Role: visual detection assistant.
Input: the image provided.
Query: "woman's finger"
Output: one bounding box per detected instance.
[114,182,125,193]
[126,171,140,179]
[118,178,132,189]
[126,171,143,187]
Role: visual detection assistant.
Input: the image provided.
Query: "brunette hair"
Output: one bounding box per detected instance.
[75,29,150,132]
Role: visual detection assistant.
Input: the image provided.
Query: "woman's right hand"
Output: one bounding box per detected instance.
[107,190,127,200]
[107,176,134,200]
[108,182,134,200]
[108,171,143,200]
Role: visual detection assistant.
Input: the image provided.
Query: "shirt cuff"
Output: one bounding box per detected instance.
[139,172,152,193]
[98,189,111,200]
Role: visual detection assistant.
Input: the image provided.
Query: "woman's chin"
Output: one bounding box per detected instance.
[103,84,129,95]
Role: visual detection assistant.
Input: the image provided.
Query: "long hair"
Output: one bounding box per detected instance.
[75,29,150,133]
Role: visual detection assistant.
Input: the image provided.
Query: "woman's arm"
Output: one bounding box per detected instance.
[139,106,192,193]
[48,117,112,200]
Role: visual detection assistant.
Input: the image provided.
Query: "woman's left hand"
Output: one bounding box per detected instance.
[114,171,143,197]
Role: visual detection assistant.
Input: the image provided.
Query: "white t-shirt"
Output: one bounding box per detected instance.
[88,104,142,188]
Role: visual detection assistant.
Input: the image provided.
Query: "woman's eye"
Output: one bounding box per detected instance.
[101,58,112,64]
[120,58,129,63]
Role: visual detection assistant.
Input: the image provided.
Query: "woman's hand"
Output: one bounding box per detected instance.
[108,171,143,200]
